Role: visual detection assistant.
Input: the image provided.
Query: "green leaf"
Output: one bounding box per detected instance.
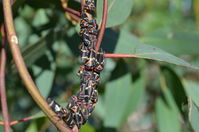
[102,29,199,70]
[25,122,38,132]
[81,124,95,132]
[161,66,187,112]
[32,9,49,27]
[31,111,45,119]
[94,95,106,119]
[14,17,32,48]
[155,97,180,132]
[32,52,56,98]
[97,0,133,27]
[22,30,55,67]
[184,81,199,107]
[155,87,181,132]
[141,28,199,55]
[104,73,145,127]
[189,100,199,132]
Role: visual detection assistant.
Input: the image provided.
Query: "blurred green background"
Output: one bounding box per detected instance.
[0,0,199,132]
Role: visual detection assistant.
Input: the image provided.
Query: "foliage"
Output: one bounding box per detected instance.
[0,0,199,132]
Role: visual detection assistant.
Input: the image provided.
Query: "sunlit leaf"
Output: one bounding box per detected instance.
[156,97,180,132]
[188,100,199,132]
[184,81,199,107]
[81,124,95,132]
[102,29,199,70]
[141,28,199,55]
[97,0,133,27]
[104,73,145,127]
[25,122,38,132]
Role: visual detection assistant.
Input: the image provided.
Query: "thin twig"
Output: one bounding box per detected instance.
[64,7,81,17]
[0,24,10,132]
[95,0,108,52]
[2,0,77,132]
[60,0,81,22]
[0,115,33,126]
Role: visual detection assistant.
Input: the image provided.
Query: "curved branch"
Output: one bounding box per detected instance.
[0,24,10,132]
[95,0,108,52]
[2,0,77,132]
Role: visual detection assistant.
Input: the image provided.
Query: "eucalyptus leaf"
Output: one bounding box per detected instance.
[102,29,199,70]
[156,97,180,132]
[189,100,199,132]
[81,124,95,132]
[25,122,38,132]
[104,73,145,127]
[32,52,56,98]
[141,28,199,55]
[184,81,199,107]
[32,9,49,27]
[97,0,133,27]
[161,66,187,112]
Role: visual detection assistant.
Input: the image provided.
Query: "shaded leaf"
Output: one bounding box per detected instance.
[161,66,187,112]
[14,17,32,48]
[33,52,56,98]
[22,30,57,67]
[32,9,49,27]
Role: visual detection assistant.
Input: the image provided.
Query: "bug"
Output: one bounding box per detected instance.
[47,98,76,128]
[80,45,90,63]
[84,0,96,12]
[94,49,105,73]
[87,27,98,36]
[47,0,104,129]
[78,80,98,102]
[84,50,97,70]
[80,30,92,47]
[80,18,98,30]
[66,96,85,128]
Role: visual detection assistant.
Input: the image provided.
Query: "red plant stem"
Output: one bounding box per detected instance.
[9,116,32,126]
[64,7,80,17]
[0,116,33,126]
[95,0,108,52]
[68,13,81,22]
[104,53,139,58]
[0,25,10,132]
[60,0,81,22]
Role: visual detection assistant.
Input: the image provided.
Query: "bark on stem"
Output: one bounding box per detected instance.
[0,24,10,132]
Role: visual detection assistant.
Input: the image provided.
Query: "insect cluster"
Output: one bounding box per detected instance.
[47,0,104,129]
